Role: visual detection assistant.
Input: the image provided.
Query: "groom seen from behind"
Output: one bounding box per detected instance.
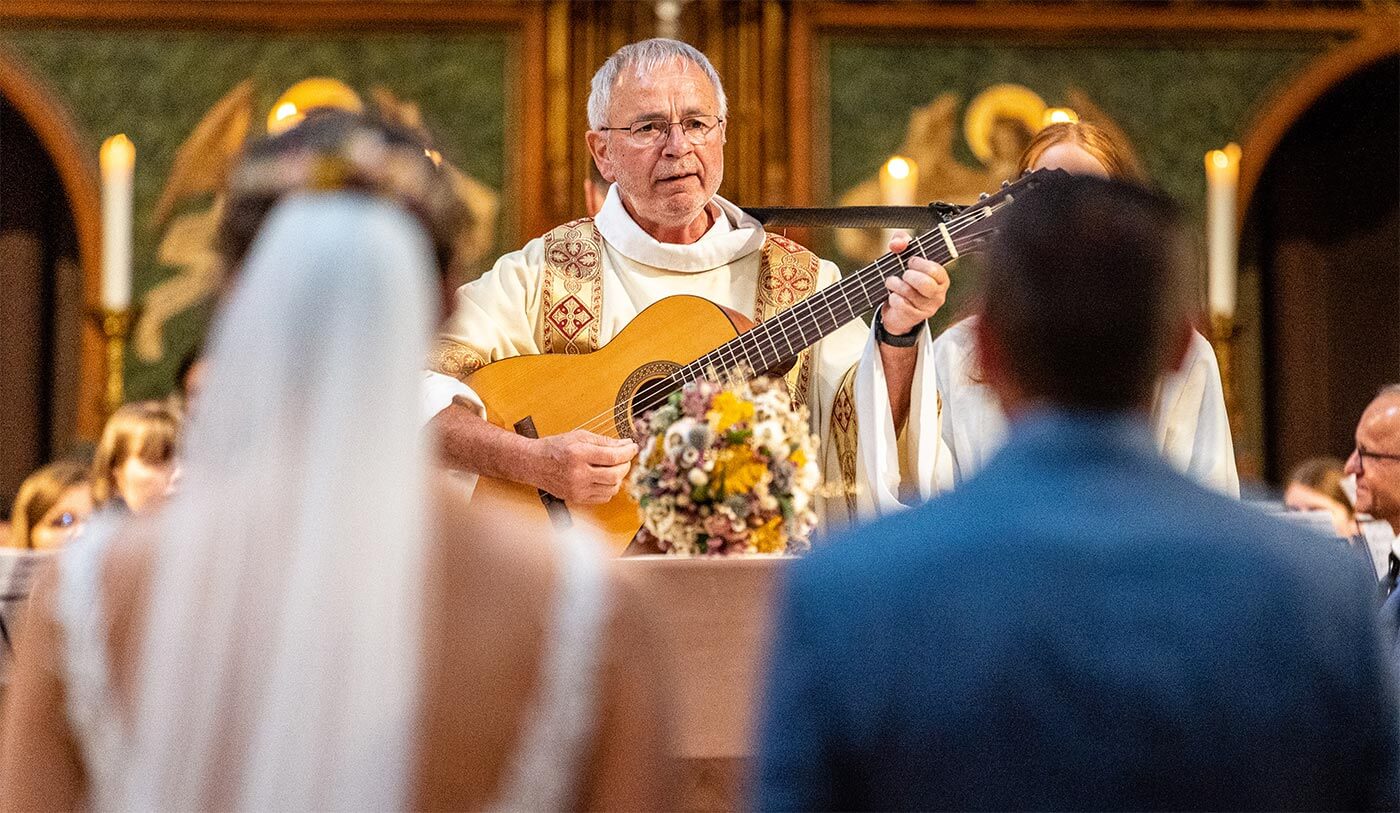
[755,175,1399,811]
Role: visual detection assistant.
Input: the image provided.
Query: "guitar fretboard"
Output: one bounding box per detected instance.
[668,202,1005,387]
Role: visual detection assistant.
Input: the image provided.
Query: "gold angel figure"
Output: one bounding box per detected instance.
[834,85,1141,264]
[134,80,253,362]
[135,80,502,365]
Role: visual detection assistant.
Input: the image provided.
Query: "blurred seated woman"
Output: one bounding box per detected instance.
[932,120,1239,496]
[8,461,92,551]
[1285,456,1359,538]
[0,112,668,811]
[90,402,180,514]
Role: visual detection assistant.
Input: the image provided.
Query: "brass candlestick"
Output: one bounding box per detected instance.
[94,307,132,419]
[1210,312,1241,440]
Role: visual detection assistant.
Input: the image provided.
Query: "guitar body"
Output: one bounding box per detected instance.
[463,170,1053,555]
[467,295,749,555]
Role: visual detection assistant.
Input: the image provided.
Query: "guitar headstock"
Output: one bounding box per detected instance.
[911,167,1072,261]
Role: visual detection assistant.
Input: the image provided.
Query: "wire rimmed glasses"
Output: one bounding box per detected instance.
[599,115,723,148]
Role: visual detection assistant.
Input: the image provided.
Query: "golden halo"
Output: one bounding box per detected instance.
[267,77,364,135]
[963,83,1047,164]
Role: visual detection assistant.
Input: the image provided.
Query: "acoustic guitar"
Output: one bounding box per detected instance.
[468,169,1060,554]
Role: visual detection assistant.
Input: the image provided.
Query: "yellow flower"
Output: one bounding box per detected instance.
[750,517,785,554]
[789,447,807,468]
[710,391,754,433]
[717,448,767,495]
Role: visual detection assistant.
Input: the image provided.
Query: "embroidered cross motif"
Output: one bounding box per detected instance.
[760,263,818,310]
[832,386,856,435]
[546,233,601,279]
[547,295,594,339]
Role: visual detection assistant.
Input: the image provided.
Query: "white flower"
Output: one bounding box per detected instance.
[688,468,708,486]
[664,417,695,452]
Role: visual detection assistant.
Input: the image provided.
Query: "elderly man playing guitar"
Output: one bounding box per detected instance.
[425,38,953,551]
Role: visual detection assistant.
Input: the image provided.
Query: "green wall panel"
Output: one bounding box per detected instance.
[1,29,509,400]
[822,37,1326,333]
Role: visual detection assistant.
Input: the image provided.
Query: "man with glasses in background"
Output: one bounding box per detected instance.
[1349,386,1400,639]
[423,38,953,526]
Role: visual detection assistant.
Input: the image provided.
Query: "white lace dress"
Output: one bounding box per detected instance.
[54,513,612,811]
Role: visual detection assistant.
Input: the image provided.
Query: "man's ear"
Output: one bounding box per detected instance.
[584,131,616,183]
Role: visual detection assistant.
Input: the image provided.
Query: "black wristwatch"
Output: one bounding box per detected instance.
[874,309,925,347]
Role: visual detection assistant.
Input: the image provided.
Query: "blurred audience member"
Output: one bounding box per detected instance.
[933,120,1238,495]
[1351,387,1400,636]
[1286,456,1360,538]
[757,176,1397,810]
[1348,386,1400,535]
[90,401,180,515]
[8,461,91,551]
[0,118,667,809]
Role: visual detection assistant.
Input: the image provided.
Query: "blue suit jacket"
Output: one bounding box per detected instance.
[757,411,1398,811]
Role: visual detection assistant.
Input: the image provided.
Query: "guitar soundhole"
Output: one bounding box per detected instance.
[615,361,682,439]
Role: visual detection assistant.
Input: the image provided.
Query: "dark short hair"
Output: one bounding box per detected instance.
[981,175,1192,411]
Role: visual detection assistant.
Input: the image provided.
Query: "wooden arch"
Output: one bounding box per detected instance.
[0,45,105,438]
[1237,29,1400,225]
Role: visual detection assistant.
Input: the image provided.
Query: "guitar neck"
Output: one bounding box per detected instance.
[672,218,972,385]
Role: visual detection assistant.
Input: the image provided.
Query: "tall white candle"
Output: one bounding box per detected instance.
[100,134,135,311]
[1204,143,1240,319]
[879,155,918,206]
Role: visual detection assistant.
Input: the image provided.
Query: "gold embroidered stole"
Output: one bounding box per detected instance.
[755,233,820,407]
[539,217,606,355]
[829,365,860,515]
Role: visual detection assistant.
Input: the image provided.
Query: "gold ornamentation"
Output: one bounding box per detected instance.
[540,218,604,355]
[963,83,1047,164]
[428,338,488,381]
[830,364,860,515]
[757,233,821,409]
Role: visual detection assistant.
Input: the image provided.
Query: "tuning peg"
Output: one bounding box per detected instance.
[1001,180,1010,188]
[978,192,989,200]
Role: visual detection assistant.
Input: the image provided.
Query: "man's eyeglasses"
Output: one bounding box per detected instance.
[1354,446,1400,473]
[599,115,723,147]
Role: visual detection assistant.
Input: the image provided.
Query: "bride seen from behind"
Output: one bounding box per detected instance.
[0,117,669,811]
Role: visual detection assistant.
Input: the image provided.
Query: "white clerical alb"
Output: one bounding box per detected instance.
[932,317,1240,496]
[424,184,954,526]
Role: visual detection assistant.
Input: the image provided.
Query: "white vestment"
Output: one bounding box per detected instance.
[931,317,1240,495]
[423,185,954,526]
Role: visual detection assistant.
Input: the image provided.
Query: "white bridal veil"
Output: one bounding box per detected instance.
[115,193,434,809]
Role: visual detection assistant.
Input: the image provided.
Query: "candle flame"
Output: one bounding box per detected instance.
[886,156,912,180]
[1042,107,1079,126]
[100,134,135,171]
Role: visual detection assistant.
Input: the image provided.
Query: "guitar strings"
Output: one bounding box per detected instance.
[564,220,1003,439]
[556,203,1010,439]
[462,200,1001,416]
[562,212,1006,438]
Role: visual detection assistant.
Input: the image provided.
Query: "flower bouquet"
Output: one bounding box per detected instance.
[629,376,822,556]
